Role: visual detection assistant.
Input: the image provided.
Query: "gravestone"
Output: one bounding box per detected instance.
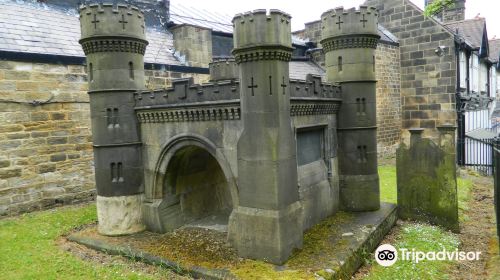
[396,126,459,232]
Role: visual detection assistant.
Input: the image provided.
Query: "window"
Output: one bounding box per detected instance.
[459,52,466,88]
[111,162,124,182]
[296,128,324,166]
[497,72,500,97]
[471,54,479,92]
[89,63,93,82]
[490,67,496,98]
[338,56,343,71]
[479,61,487,93]
[129,61,134,80]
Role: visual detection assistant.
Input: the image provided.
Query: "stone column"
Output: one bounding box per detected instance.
[409,128,424,147]
[321,6,381,211]
[437,125,457,149]
[79,4,147,235]
[227,9,303,264]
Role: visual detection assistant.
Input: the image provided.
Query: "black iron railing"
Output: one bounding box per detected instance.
[492,138,500,251]
[458,136,494,175]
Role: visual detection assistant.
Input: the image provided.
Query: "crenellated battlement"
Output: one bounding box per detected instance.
[320,6,379,47]
[209,57,239,81]
[79,3,147,43]
[232,9,293,61]
[134,75,341,111]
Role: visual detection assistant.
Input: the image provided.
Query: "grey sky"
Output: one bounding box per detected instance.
[176,0,500,39]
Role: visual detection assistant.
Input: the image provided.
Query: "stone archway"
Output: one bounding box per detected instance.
[145,134,238,233]
[165,145,233,227]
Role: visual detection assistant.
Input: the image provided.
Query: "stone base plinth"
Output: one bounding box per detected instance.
[96,194,145,236]
[227,201,303,264]
[340,174,380,211]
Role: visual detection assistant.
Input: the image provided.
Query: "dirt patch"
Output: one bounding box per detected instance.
[448,173,495,280]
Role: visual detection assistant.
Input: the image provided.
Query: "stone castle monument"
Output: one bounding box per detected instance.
[79,3,381,264]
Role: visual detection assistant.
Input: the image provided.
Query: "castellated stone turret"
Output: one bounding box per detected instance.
[321,6,381,211]
[227,9,303,264]
[79,3,148,235]
[209,57,238,81]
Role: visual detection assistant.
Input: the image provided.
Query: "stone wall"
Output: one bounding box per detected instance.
[297,21,322,47]
[171,24,213,68]
[0,60,93,216]
[0,59,209,216]
[375,43,402,158]
[366,0,458,142]
[294,21,403,158]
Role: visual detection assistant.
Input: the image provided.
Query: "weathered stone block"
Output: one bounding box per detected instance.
[37,163,56,174]
[396,128,459,232]
[0,124,24,133]
[228,202,303,264]
[50,112,67,120]
[50,154,67,162]
[0,140,22,150]
[0,168,22,179]
[0,160,10,168]
[6,133,30,140]
[4,71,30,80]
[47,137,68,145]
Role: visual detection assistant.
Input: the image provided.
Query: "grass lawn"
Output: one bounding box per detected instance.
[362,166,474,280]
[0,165,476,280]
[0,204,174,280]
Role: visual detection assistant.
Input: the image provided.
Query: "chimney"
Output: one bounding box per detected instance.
[425,0,466,23]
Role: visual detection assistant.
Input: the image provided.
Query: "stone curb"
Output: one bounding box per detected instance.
[67,234,237,280]
[67,202,398,280]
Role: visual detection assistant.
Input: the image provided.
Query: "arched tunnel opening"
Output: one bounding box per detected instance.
[164,145,233,232]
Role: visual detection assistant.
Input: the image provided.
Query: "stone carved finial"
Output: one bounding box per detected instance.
[409,128,425,147]
[437,125,457,149]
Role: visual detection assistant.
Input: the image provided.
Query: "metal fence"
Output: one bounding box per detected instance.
[492,139,500,251]
[460,136,494,175]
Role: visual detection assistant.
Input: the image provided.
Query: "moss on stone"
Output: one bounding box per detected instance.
[396,139,459,232]
[231,260,312,280]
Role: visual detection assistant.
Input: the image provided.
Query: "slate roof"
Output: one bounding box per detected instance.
[378,25,399,45]
[170,2,233,33]
[292,20,398,45]
[489,39,500,63]
[289,61,326,81]
[0,0,182,65]
[444,18,486,49]
[169,2,307,46]
[0,0,326,78]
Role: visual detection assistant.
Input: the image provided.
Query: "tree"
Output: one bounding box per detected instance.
[424,0,455,18]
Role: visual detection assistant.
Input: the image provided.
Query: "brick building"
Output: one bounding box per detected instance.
[365,0,500,168]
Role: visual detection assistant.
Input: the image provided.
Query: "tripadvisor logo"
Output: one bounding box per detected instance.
[374,244,481,267]
[375,244,398,267]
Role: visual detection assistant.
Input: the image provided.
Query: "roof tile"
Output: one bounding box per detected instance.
[0,0,181,65]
